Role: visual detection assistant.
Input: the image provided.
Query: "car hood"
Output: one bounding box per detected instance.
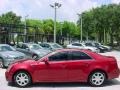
[32,49,51,54]
[0,51,25,58]
[11,59,35,65]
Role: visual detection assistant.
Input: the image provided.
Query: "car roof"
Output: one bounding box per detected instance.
[0,44,10,46]
[54,48,89,52]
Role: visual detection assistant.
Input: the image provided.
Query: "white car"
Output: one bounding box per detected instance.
[67,43,99,53]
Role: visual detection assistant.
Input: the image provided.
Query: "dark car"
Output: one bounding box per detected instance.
[85,42,107,53]
[6,49,120,87]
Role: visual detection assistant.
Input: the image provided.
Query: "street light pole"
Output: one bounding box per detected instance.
[80,14,83,42]
[77,13,83,42]
[50,2,62,43]
[24,15,28,43]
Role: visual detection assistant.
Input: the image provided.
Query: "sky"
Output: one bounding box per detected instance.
[0,0,120,22]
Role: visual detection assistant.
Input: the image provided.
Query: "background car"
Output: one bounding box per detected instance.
[67,42,99,53]
[85,42,107,53]
[0,44,26,68]
[39,43,63,51]
[16,43,51,60]
[5,49,120,87]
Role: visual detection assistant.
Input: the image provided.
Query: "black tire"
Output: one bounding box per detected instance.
[14,71,32,87]
[32,54,38,60]
[88,71,106,87]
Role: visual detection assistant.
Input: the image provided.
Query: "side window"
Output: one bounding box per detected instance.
[44,44,50,48]
[72,43,82,46]
[22,44,28,49]
[49,52,69,61]
[71,51,92,60]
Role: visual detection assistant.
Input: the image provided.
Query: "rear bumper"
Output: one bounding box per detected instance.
[108,68,120,79]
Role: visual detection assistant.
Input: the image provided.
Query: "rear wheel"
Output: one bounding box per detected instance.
[88,71,106,87]
[14,71,32,87]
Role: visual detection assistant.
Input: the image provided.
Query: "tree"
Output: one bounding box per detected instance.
[0,11,21,24]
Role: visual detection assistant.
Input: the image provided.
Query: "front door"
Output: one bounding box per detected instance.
[34,51,69,82]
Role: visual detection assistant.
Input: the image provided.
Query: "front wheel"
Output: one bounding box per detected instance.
[32,55,38,60]
[14,71,32,87]
[88,71,106,87]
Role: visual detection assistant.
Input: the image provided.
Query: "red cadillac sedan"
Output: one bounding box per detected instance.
[5,49,120,87]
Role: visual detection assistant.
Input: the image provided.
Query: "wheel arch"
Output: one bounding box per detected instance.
[88,69,108,81]
[12,69,33,83]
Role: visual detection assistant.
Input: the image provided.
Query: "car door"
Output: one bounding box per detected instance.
[67,51,93,82]
[17,44,31,57]
[34,51,69,82]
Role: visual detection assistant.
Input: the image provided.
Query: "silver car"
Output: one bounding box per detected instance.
[39,43,63,51]
[0,44,26,68]
[16,43,51,60]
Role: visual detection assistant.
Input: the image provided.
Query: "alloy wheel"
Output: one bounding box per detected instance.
[89,71,106,86]
[14,71,31,87]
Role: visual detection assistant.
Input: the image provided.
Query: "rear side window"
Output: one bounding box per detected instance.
[72,43,82,46]
[71,51,92,60]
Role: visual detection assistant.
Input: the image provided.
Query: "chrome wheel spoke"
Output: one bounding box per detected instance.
[91,72,105,86]
[15,72,29,86]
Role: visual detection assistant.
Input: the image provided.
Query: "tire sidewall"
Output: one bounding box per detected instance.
[88,71,106,87]
[32,55,38,60]
[14,71,31,87]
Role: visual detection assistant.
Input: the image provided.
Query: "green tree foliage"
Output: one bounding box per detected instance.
[77,4,120,46]
[0,11,21,24]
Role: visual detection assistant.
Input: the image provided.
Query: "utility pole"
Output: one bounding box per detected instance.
[24,15,29,43]
[77,13,83,42]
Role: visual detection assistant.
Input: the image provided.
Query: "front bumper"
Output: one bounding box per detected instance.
[5,70,13,82]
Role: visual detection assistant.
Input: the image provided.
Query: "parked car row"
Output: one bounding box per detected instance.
[66,42,111,53]
[0,43,63,68]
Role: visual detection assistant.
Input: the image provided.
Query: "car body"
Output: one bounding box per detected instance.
[5,49,120,87]
[85,42,107,53]
[0,44,26,68]
[39,43,63,51]
[16,43,51,60]
[67,43,99,53]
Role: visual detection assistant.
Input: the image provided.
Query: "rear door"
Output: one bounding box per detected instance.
[67,51,93,82]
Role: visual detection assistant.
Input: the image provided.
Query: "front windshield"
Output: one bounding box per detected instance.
[0,45,15,51]
[51,43,62,49]
[29,44,42,50]
[38,50,52,60]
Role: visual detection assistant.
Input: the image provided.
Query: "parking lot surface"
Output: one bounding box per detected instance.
[0,50,120,90]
